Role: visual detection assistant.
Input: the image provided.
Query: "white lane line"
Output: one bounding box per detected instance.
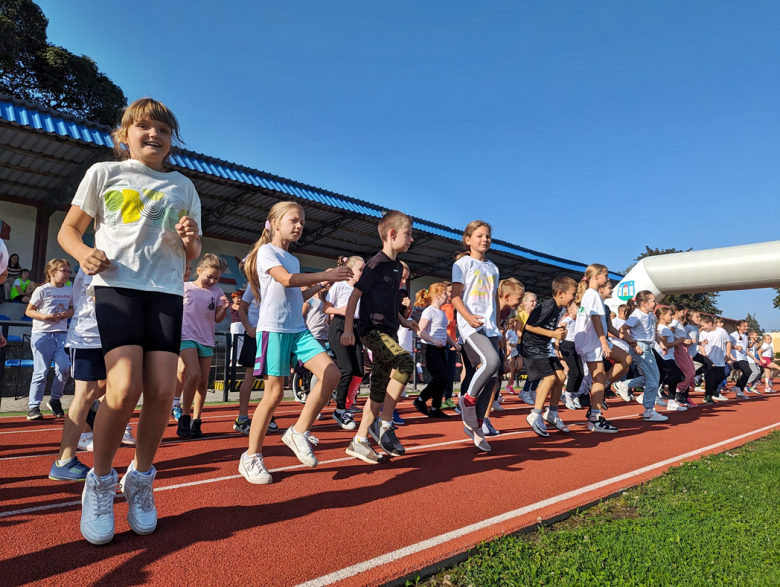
[293,420,780,587]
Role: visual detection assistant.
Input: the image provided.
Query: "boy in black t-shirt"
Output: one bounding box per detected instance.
[340,211,418,464]
[521,276,577,438]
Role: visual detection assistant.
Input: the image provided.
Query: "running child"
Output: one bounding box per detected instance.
[744,331,763,394]
[523,276,577,437]
[325,255,365,430]
[177,254,230,439]
[515,292,540,404]
[698,315,732,403]
[759,334,779,391]
[655,306,688,411]
[558,300,584,410]
[341,210,417,463]
[669,303,696,406]
[172,263,192,420]
[25,258,73,420]
[59,98,202,545]
[451,220,501,451]
[238,202,351,484]
[729,320,751,399]
[505,319,519,393]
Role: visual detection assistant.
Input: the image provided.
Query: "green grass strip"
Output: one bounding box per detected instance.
[416,431,780,586]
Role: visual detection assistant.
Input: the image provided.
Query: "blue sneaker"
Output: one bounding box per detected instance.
[392,409,405,426]
[49,457,90,481]
[172,405,183,421]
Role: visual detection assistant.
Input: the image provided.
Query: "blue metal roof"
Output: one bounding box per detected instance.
[0,95,622,280]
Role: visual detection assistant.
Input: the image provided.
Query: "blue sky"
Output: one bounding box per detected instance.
[38,0,780,328]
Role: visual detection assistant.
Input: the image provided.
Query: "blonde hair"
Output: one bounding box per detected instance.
[521,291,537,303]
[337,255,364,269]
[400,260,410,275]
[415,282,448,307]
[498,278,525,298]
[198,253,228,273]
[112,98,182,168]
[574,263,608,305]
[455,220,492,260]
[378,210,412,242]
[244,202,305,301]
[44,258,70,283]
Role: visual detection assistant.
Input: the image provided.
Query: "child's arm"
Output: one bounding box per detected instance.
[302,284,328,302]
[59,207,111,275]
[726,340,733,362]
[524,323,566,341]
[215,294,229,323]
[323,299,346,316]
[340,288,363,346]
[398,312,418,333]
[175,216,202,262]
[450,283,484,328]
[238,300,255,338]
[25,303,59,322]
[267,266,351,289]
[592,316,611,357]
[447,334,460,350]
[417,318,442,346]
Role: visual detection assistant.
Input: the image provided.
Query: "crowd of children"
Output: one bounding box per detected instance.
[19,97,774,548]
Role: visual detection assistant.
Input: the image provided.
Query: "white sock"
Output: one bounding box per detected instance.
[172,397,180,407]
[381,419,393,430]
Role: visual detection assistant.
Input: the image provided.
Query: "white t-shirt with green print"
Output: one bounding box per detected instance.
[71,159,202,296]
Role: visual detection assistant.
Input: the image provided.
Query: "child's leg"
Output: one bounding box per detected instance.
[28,332,54,410]
[296,352,340,432]
[588,360,608,409]
[134,351,178,472]
[59,379,106,462]
[238,367,254,419]
[49,333,70,401]
[179,348,202,417]
[174,357,185,404]
[605,346,631,384]
[356,359,390,438]
[359,331,414,429]
[248,376,285,454]
[533,374,557,411]
[192,355,213,421]
[329,318,356,410]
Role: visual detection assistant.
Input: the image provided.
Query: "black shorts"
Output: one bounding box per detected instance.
[68,348,107,381]
[94,287,183,355]
[239,333,257,368]
[524,356,563,380]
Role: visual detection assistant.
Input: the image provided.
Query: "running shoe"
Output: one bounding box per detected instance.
[374,423,406,456]
[190,418,203,439]
[543,409,570,432]
[49,457,90,481]
[613,380,633,402]
[121,424,136,446]
[171,405,183,421]
[233,417,251,435]
[750,387,763,395]
[400,390,409,399]
[346,438,385,464]
[685,398,696,408]
[463,426,492,451]
[504,384,515,394]
[81,468,118,545]
[526,411,549,437]
[120,461,157,536]
[491,400,505,412]
[267,416,279,432]
[481,417,500,436]
[428,407,450,418]
[27,407,43,420]
[412,397,429,416]
[332,409,357,430]
[497,394,505,404]
[239,452,273,484]
[712,394,729,402]
[655,396,668,407]
[442,398,456,409]
[281,426,319,467]
[78,432,94,451]
[459,395,479,430]
[392,410,405,426]
[703,395,715,404]
[634,393,644,404]
[176,415,192,439]
[587,414,618,433]
[47,399,65,418]
[574,396,583,408]
[734,390,749,400]
[666,399,688,412]
[454,398,462,415]
[564,395,578,411]
[643,410,669,422]
[519,390,533,405]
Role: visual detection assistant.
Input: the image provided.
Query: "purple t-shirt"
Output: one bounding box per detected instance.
[181,281,225,347]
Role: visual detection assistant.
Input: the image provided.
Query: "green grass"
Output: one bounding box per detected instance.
[414,432,780,586]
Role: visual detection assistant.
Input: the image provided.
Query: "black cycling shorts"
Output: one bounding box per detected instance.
[94,287,183,355]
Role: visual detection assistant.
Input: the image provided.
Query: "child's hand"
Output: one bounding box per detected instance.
[601,339,611,359]
[220,295,230,309]
[452,342,461,352]
[176,216,200,246]
[552,326,566,341]
[634,344,642,355]
[466,314,484,328]
[246,327,256,339]
[340,328,355,347]
[0,333,6,348]
[323,266,353,283]
[407,319,419,333]
[80,248,111,275]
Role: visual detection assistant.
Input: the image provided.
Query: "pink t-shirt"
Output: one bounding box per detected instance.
[181,282,225,347]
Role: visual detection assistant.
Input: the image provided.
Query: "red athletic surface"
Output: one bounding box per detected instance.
[2,385,779,587]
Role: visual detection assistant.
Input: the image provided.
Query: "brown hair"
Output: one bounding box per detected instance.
[454,220,492,260]
[378,210,412,242]
[551,276,577,296]
[683,309,699,326]
[415,282,448,307]
[668,302,686,315]
[618,303,628,319]
[625,290,655,316]
[574,263,608,305]
[112,98,182,168]
[244,202,305,301]
[735,319,748,328]
[498,277,525,298]
[700,315,714,325]
[44,258,70,283]
[198,253,228,273]
[655,306,672,323]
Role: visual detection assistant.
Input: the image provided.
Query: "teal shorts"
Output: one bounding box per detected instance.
[253,330,326,377]
[180,340,214,358]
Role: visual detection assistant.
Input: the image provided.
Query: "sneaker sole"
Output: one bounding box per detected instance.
[463,427,492,451]
[233,425,251,435]
[345,447,385,464]
[587,422,619,433]
[544,418,570,433]
[27,414,43,420]
[118,475,158,535]
[332,414,357,430]
[49,474,88,482]
[238,460,273,484]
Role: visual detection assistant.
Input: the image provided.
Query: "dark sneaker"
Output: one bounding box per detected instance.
[413,397,429,416]
[177,415,192,439]
[346,438,386,464]
[47,399,65,418]
[233,418,251,435]
[332,409,357,430]
[587,415,619,433]
[369,421,405,456]
[27,407,43,420]
[49,457,90,481]
[190,419,203,438]
[703,395,715,404]
[428,408,450,418]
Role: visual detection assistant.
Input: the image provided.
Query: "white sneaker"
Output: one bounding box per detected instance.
[400,390,409,399]
[543,409,570,432]
[564,394,578,411]
[463,426,492,451]
[491,400,505,412]
[613,380,633,402]
[526,411,549,437]
[635,393,644,404]
[713,394,729,402]
[78,432,94,452]
[119,461,157,535]
[121,424,136,446]
[643,409,669,422]
[573,396,582,408]
[239,451,273,484]
[655,397,668,407]
[519,390,534,406]
[81,468,118,545]
[666,399,687,412]
[281,426,319,467]
[497,395,505,404]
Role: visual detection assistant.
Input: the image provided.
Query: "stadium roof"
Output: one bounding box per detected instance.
[0,94,623,290]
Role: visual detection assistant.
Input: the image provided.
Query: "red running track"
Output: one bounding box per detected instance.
[2,385,780,587]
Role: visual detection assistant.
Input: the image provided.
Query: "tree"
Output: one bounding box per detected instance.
[0,0,126,125]
[745,312,762,335]
[773,288,780,311]
[625,246,721,315]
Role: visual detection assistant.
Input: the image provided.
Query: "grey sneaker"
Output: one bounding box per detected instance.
[119,461,157,535]
[281,426,319,467]
[459,395,479,431]
[81,468,118,545]
[526,411,549,437]
[346,438,386,464]
[27,407,43,420]
[543,409,570,432]
[463,426,492,451]
[369,421,405,456]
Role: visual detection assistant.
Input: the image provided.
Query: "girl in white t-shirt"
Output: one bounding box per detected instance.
[557,300,583,408]
[759,334,780,391]
[325,255,365,430]
[745,330,764,393]
[414,283,460,417]
[655,306,688,412]
[451,220,500,451]
[59,99,202,545]
[239,201,351,484]
[668,303,695,406]
[573,263,618,432]
[25,258,73,420]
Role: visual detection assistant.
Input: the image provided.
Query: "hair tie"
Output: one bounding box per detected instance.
[581,276,589,282]
[342,257,348,262]
[265,220,271,232]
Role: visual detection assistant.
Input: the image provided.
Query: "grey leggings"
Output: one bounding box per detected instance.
[464,331,501,419]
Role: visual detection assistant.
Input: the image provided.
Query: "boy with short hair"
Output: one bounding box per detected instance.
[340,210,418,463]
[698,316,732,404]
[522,276,577,437]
